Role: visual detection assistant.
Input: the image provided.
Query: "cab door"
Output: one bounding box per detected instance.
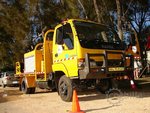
[53,23,78,77]
[43,30,54,75]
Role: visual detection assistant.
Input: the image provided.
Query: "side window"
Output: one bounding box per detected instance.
[56,28,63,44]
[56,23,74,50]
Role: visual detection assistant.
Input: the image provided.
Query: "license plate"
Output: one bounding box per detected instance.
[12,81,18,84]
[109,67,125,71]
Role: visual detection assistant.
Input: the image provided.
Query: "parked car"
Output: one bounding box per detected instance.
[0,71,19,88]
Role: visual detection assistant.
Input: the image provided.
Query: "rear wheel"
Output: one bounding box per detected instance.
[19,84,22,91]
[21,78,35,94]
[30,87,36,94]
[58,75,73,102]
[96,79,112,94]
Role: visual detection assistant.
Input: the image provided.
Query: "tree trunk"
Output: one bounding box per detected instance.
[93,0,101,23]
[93,0,107,41]
[116,0,123,40]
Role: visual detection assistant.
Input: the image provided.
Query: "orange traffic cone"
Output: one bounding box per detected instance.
[130,80,136,90]
[70,90,85,113]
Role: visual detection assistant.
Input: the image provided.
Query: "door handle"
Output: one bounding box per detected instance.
[55,53,58,57]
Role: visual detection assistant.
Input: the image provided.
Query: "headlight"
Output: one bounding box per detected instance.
[78,58,85,69]
[78,58,97,69]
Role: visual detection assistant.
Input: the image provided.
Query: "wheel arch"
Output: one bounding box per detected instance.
[52,63,69,77]
[21,76,36,94]
[21,76,36,88]
[54,71,66,90]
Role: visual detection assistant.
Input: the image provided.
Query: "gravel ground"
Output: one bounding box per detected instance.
[0,77,150,113]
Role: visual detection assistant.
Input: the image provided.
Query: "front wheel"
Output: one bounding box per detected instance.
[58,75,73,102]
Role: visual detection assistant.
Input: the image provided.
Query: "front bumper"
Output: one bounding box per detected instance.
[79,51,134,79]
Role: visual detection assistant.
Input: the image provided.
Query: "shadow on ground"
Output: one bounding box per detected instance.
[77,77,150,102]
[0,87,23,103]
[0,77,150,103]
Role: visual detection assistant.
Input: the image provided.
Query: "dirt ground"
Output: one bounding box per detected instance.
[0,77,150,113]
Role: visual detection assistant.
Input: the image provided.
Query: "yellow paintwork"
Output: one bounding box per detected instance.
[17,19,128,88]
[15,62,21,74]
[35,46,43,73]
[52,20,78,77]
[43,30,54,78]
[77,46,122,60]
[52,19,124,78]
[108,67,125,71]
[24,49,35,57]
[23,30,54,83]
[25,75,36,88]
[24,43,43,73]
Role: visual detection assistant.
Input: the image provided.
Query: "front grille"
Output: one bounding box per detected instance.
[107,59,124,67]
[95,59,124,67]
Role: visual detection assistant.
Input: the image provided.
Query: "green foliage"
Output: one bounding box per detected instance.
[57,0,80,19]
[0,1,29,70]
[39,0,62,26]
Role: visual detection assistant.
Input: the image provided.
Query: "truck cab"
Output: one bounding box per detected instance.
[52,19,133,101]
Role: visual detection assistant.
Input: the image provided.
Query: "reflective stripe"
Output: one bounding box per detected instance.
[36,72,44,74]
[54,56,77,63]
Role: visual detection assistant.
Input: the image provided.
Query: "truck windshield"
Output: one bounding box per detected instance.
[74,21,125,50]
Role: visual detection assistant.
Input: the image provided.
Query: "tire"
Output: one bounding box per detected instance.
[96,79,112,94]
[30,87,35,94]
[58,75,73,102]
[21,78,31,94]
[19,84,22,91]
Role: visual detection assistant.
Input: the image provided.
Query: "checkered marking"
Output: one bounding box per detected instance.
[54,56,77,63]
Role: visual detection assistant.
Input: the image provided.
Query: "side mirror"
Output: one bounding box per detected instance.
[57,45,63,54]
[132,46,137,53]
[56,26,64,45]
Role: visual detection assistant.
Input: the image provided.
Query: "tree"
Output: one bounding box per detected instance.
[0,0,149,71]
[57,0,80,19]
[0,1,30,70]
[125,0,150,40]
[123,0,150,64]
[116,0,123,40]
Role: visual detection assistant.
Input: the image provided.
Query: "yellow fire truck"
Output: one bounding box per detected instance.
[15,19,134,102]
